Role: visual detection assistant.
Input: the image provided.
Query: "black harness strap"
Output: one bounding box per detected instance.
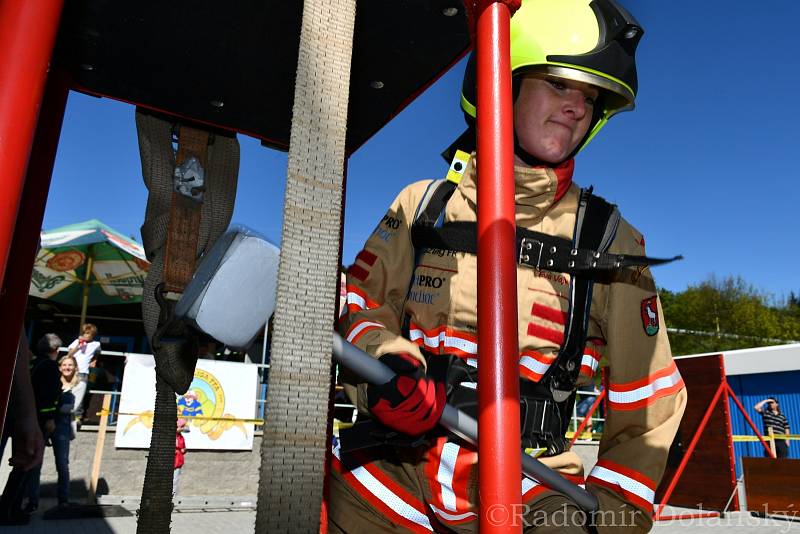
[411,221,678,277]
[546,189,616,402]
[341,179,679,455]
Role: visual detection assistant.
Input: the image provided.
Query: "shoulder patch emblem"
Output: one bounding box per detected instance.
[640,296,659,336]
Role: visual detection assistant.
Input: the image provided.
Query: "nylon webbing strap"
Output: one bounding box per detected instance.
[136,111,239,393]
[163,126,209,292]
[254,0,355,532]
[136,112,239,534]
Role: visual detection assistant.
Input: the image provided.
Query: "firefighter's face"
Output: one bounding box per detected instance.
[513,74,599,164]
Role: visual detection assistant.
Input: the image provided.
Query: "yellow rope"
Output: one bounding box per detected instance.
[96,410,264,425]
[732,434,799,442]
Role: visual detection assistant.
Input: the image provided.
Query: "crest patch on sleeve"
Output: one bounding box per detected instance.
[640,296,659,336]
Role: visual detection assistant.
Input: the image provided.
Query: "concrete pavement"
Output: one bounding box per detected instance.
[1,502,797,533]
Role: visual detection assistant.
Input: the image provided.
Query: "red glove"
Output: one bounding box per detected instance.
[463,0,522,43]
[368,353,446,437]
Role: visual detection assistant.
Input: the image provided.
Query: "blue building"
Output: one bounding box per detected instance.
[720,344,800,474]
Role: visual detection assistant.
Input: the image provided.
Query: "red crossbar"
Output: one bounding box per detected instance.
[654,381,726,520]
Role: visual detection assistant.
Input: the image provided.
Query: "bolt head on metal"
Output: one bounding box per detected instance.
[593,252,601,259]
[210,100,224,108]
[591,261,597,268]
[546,259,554,267]
[568,261,575,268]
[571,249,578,256]
[522,255,530,262]
[526,242,533,250]
[370,80,385,89]
[550,246,557,253]
[442,7,459,16]
[567,361,575,371]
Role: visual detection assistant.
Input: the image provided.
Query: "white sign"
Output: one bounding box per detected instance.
[115,355,258,450]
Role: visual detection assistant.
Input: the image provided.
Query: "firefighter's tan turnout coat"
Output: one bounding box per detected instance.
[330,155,687,533]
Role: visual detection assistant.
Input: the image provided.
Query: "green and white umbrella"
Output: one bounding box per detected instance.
[29,219,150,325]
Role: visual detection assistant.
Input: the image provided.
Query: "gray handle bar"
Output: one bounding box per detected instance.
[332,333,599,513]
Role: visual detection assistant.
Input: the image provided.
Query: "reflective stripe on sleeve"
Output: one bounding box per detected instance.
[579,352,600,377]
[345,320,385,344]
[428,504,476,523]
[331,443,434,532]
[519,350,555,382]
[587,459,655,512]
[345,284,380,314]
[521,472,584,500]
[607,361,684,411]
[408,323,477,357]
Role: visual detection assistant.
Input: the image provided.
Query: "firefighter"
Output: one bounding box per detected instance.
[330,1,686,532]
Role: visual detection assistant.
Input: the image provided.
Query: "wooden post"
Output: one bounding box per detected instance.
[88,393,111,504]
[768,427,777,458]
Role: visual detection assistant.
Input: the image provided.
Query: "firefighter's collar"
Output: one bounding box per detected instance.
[456,153,574,222]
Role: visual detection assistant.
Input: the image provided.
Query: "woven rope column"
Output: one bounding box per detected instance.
[255,0,355,531]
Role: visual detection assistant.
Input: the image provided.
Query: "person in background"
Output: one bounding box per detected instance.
[755,397,791,458]
[0,335,45,525]
[29,354,79,510]
[21,334,63,514]
[65,323,101,422]
[173,418,188,498]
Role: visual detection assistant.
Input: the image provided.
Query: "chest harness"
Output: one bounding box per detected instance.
[341,152,679,456]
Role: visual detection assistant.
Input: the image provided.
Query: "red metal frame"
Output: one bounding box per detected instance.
[569,390,605,447]
[654,381,727,520]
[657,512,721,520]
[475,2,521,532]
[654,365,776,521]
[720,366,741,513]
[0,0,65,288]
[0,69,70,436]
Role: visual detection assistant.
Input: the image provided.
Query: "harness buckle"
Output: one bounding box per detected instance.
[519,237,544,268]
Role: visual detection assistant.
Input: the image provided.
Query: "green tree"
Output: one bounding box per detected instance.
[660,276,800,355]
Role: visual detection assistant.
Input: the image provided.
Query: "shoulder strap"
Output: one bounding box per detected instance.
[412,179,457,228]
[546,188,619,401]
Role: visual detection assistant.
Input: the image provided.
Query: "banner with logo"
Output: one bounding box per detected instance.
[115,355,258,450]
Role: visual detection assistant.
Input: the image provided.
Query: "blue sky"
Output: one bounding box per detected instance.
[42,1,800,302]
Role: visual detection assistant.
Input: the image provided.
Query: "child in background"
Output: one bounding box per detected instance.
[65,323,101,422]
[173,418,187,498]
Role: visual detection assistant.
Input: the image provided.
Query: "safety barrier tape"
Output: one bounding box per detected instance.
[732,434,800,442]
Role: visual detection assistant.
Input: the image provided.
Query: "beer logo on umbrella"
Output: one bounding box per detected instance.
[46,250,86,272]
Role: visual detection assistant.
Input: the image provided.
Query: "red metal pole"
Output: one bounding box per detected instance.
[725,382,776,458]
[654,381,725,520]
[718,373,740,512]
[570,390,605,447]
[0,0,64,287]
[475,2,521,532]
[0,69,70,437]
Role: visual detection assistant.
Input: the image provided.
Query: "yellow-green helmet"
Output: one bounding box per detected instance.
[461,0,643,153]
